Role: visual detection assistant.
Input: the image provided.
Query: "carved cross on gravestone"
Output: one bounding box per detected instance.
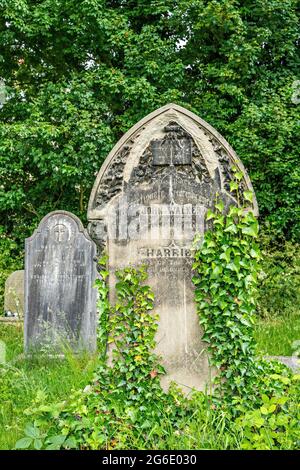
[25,211,97,353]
[53,224,67,243]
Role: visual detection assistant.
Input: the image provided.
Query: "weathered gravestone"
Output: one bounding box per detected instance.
[4,270,24,317]
[88,104,258,393]
[25,211,97,353]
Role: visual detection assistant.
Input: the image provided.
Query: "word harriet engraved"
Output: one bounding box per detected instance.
[138,245,194,259]
[25,211,97,353]
[88,104,258,393]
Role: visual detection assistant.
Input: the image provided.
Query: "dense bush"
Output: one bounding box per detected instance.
[257,232,300,318]
[0,1,299,314]
[0,0,299,245]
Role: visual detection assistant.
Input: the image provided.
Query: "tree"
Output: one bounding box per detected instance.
[0,0,299,250]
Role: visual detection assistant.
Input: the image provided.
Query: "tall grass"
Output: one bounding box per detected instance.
[0,324,98,450]
[1,312,299,450]
[254,312,300,356]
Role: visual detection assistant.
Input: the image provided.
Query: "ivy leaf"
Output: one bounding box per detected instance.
[215,200,224,213]
[25,424,40,439]
[229,181,239,192]
[212,265,223,278]
[234,171,244,181]
[206,209,215,220]
[224,224,238,234]
[220,248,231,263]
[242,224,258,238]
[260,406,269,415]
[250,247,260,258]
[46,434,66,450]
[243,191,253,203]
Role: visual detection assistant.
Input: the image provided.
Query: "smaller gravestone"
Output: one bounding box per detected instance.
[25,211,97,353]
[4,270,24,317]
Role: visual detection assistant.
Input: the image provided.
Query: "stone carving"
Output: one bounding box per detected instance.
[130,121,211,187]
[151,121,192,166]
[87,104,258,393]
[207,133,249,205]
[94,145,130,210]
[25,211,97,353]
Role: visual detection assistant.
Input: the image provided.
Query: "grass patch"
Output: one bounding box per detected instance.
[254,312,300,356]
[0,323,98,450]
[1,313,300,450]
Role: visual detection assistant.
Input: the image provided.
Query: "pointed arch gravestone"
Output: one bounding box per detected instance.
[88,104,258,393]
[25,211,97,353]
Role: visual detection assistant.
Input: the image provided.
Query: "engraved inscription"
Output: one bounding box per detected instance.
[25,211,97,353]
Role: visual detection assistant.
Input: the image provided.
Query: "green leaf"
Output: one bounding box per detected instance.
[220,248,231,263]
[224,224,238,234]
[212,265,222,278]
[260,406,269,415]
[46,434,66,450]
[215,200,224,213]
[243,191,253,203]
[15,437,33,449]
[34,439,43,450]
[234,171,244,181]
[241,224,258,238]
[250,247,260,258]
[261,394,270,404]
[25,424,40,439]
[229,181,239,192]
[206,209,215,220]
[64,437,77,449]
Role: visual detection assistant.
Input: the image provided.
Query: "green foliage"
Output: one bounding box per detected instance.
[254,312,300,356]
[13,265,187,450]
[2,259,300,450]
[257,232,300,318]
[193,198,261,401]
[0,0,299,255]
[192,172,297,409]
[106,265,165,399]
[94,253,109,357]
[234,376,300,449]
[0,323,98,450]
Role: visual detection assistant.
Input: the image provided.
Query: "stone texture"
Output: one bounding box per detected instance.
[4,270,24,317]
[88,103,257,394]
[266,356,300,372]
[25,211,97,353]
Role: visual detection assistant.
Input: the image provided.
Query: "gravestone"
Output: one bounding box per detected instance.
[4,270,24,317]
[88,104,258,393]
[25,211,97,353]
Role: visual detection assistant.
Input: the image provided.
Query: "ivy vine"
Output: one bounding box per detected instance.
[192,168,290,410]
